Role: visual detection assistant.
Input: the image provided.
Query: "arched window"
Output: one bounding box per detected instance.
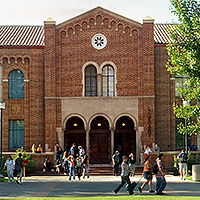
[102,65,115,97]
[9,69,24,98]
[85,65,97,97]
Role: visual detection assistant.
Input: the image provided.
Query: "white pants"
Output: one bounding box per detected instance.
[179,163,187,174]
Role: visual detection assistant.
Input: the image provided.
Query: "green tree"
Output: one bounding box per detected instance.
[167,0,200,136]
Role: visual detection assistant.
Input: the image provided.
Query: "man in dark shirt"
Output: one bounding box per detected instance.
[189,142,198,151]
[15,153,24,184]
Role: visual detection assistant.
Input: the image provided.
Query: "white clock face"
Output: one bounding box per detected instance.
[92,33,107,49]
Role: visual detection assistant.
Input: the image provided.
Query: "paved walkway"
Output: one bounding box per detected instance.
[0,175,200,198]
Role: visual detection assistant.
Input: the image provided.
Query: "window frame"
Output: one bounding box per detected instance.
[8,69,24,99]
[84,65,97,97]
[102,65,115,97]
[9,120,25,150]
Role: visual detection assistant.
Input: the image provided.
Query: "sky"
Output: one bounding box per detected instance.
[0,0,178,25]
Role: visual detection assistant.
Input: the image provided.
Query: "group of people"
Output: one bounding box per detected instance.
[4,153,24,184]
[31,143,43,153]
[113,143,192,196]
[44,142,90,181]
[113,152,166,195]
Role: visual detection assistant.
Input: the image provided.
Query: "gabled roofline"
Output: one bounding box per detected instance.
[57,6,143,28]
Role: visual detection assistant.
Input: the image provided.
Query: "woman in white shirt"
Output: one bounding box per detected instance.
[4,155,15,182]
[144,146,152,159]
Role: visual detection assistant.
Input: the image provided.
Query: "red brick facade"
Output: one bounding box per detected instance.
[0,7,182,163]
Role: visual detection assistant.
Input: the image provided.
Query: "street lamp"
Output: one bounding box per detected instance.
[0,62,4,177]
[183,100,190,154]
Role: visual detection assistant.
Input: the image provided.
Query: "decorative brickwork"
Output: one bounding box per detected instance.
[0,7,189,164]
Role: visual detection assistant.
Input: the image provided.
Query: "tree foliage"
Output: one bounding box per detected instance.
[167,0,200,135]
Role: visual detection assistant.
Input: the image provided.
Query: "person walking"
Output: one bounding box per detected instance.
[112,151,120,176]
[67,155,76,181]
[82,154,90,179]
[4,155,15,182]
[15,153,24,184]
[138,155,155,193]
[76,154,83,180]
[128,153,135,177]
[178,148,188,180]
[155,153,166,195]
[113,155,135,195]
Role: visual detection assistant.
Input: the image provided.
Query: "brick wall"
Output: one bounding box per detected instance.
[0,48,45,151]
[154,45,176,151]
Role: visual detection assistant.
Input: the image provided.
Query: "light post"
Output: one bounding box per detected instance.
[183,100,190,154]
[0,62,4,177]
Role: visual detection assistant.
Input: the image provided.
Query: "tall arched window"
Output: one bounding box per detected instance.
[102,65,115,97]
[9,69,24,98]
[85,65,97,97]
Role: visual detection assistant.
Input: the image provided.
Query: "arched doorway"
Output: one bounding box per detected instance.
[90,116,110,164]
[115,116,136,158]
[64,117,86,153]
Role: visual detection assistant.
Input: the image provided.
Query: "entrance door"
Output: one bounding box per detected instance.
[90,116,110,164]
[115,116,136,158]
[66,132,86,151]
[91,133,108,160]
[64,116,86,152]
[114,133,131,155]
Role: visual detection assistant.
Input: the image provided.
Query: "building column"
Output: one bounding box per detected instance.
[111,128,114,156]
[137,127,144,164]
[86,129,90,154]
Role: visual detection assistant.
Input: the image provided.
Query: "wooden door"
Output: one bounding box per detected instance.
[65,132,86,152]
[91,133,108,160]
[121,133,131,154]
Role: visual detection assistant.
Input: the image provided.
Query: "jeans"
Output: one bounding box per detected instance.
[56,153,61,160]
[114,176,133,195]
[156,177,167,193]
[83,165,90,178]
[69,166,75,180]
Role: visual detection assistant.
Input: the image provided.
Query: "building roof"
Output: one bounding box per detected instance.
[0,24,175,47]
[154,23,177,44]
[0,26,44,47]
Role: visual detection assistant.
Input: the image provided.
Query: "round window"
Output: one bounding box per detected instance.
[92,33,107,50]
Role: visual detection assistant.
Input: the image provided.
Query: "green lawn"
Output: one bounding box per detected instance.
[1,197,200,200]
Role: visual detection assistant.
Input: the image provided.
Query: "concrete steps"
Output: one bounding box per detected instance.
[30,164,143,176]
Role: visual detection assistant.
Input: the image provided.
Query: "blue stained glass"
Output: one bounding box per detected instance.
[9,70,24,98]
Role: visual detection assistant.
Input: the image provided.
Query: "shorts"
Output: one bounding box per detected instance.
[144,171,152,180]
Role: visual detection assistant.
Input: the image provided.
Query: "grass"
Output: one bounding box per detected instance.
[1,197,200,200]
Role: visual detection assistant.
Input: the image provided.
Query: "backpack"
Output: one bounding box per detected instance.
[152,162,159,174]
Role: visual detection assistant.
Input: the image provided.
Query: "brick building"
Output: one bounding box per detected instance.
[0,7,194,164]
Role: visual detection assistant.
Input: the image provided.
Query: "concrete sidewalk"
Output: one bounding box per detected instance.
[0,175,199,198]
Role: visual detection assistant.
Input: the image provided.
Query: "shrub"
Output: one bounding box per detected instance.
[3,147,34,176]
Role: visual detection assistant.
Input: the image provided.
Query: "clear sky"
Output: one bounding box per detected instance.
[0,0,178,25]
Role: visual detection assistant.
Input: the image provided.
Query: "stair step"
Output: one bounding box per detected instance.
[31,165,143,176]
